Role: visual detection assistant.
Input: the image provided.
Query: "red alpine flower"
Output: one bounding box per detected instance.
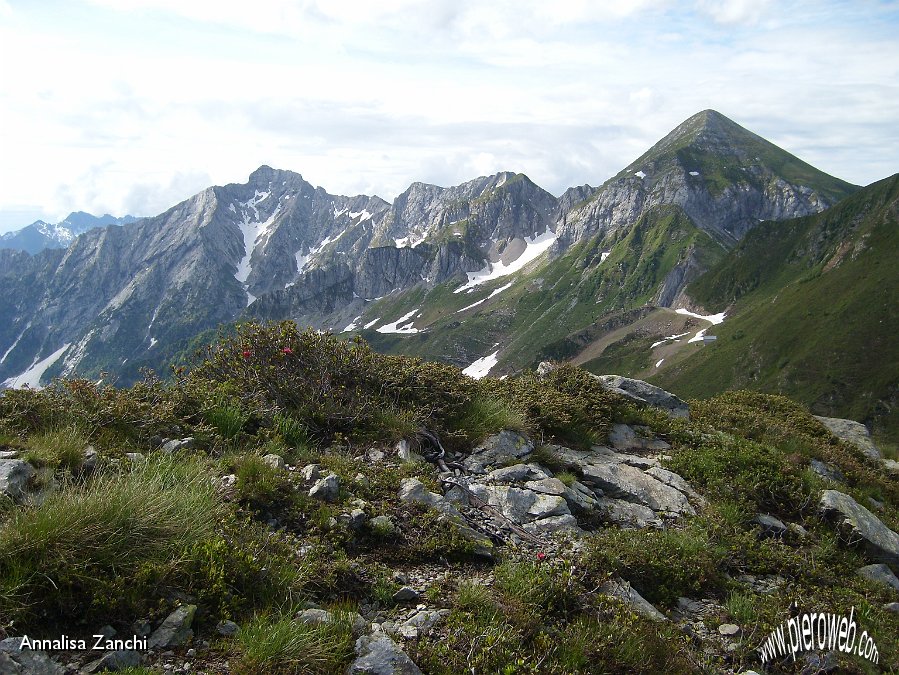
[536,551,546,561]
[241,350,252,358]
[282,347,293,354]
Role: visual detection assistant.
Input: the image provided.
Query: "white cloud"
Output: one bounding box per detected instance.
[0,0,896,232]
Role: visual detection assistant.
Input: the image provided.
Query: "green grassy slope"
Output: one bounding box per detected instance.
[655,174,899,443]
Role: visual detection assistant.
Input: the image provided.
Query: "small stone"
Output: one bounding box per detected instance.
[216,620,239,636]
[148,605,197,648]
[262,454,285,470]
[884,602,899,613]
[354,472,369,487]
[392,586,420,603]
[718,623,741,636]
[125,452,146,463]
[309,473,340,502]
[82,446,99,472]
[186,649,195,658]
[300,464,321,481]
[753,514,788,538]
[367,449,385,462]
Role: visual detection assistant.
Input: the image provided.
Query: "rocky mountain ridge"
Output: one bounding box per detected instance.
[0,212,137,255]
[0,110,858,388]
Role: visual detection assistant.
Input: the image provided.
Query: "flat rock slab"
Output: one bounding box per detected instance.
[580,462,694,515]
[348,634,423,675]
[593,375,689,419]
[814,416,881,460]
[594,497,662,529]
[820,490,899,569]
[607,424,671,452]
[462,431,533,473]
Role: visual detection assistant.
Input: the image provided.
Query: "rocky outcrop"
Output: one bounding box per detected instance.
[594,376,689,419]
[0,459,34,503]
[814,416,881,460]
[0,638,64,675]
[819,490,899,569]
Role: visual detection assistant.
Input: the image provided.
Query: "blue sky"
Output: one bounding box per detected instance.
[1,0,897,232]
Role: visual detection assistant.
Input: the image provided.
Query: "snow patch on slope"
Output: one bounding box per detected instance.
[376,310,420,334]
[455,227,556,293]
[2,343,71,389]
[675,308,726,325]
[463,349,499,379]
[650,331,691,349]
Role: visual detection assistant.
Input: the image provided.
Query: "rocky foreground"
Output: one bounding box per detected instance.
[0,327,897,674]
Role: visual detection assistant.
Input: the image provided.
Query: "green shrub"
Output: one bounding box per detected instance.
[233,611,355,674]
[494,560,580,618]
[586,524,727,606]
[664,432,815,517]
[235,453,285,507]
[452,392,527,443]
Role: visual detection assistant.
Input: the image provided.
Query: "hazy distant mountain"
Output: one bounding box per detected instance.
[0,212,137,254]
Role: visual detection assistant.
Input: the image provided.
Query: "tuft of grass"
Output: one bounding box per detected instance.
[725,590,758,624]
[453,393,527,443]
[0,457,222,624]
[24,426,89,472]
[203,399,249,440]
[233,611,355,674]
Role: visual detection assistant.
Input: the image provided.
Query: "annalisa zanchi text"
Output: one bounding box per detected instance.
[18,635,148,651]
[757,607,878,665]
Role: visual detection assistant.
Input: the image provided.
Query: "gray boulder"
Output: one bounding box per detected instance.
[148,604,196,648]
[820,490,899,569]
[309,473,340,502]
[262,453,285,470]
[486,463,550,483]
[857,563,899,593]
[580,461,694,516]
[0,459,34,502]
[462,431,533,473]
[814,416,880,460]
[0,638,64,675]
[594,497,663,529]
[809,459,845,483]
[599,577,667,621]
[593,375,689,419]
[347,634,423,675]
[216,620,239,636]
[607,424,671,452]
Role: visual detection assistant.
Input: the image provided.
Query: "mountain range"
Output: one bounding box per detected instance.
[3,109,895,441]
[0,212,137,254]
